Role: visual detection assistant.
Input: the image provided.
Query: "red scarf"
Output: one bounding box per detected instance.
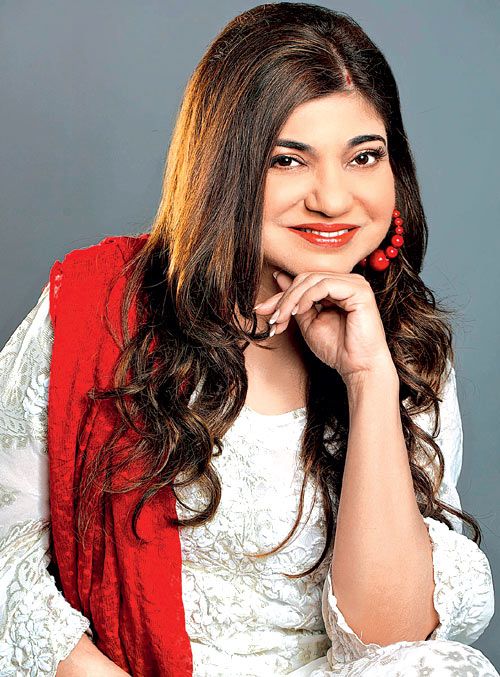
[47,234,193,676]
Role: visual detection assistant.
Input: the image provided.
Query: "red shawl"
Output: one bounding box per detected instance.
[47,234,193,676]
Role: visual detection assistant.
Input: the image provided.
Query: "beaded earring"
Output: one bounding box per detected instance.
[359,208,405,272]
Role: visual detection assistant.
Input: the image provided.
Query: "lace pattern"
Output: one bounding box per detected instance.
[0,278,496,675]
[0,285,92,676]
[0,519,90,676]
[176,404,333,673]
[0,288,51,453]
[318,516,495,670]
[423,516,495,644]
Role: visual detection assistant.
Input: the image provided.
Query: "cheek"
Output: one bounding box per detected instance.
[262,176,302,217]
[366,174,396,223]
[260,222,294,269]
[261,222,280,253]
[381,170,396,207]
[368,167,395,203]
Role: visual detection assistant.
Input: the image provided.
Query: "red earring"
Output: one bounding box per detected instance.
[359,208,405,272]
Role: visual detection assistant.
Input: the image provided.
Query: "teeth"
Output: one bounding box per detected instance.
[300,228,349,237]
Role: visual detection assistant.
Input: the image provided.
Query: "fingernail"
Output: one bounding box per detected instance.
[268,308,280,325]
[253,302,264,310]
[291,304,299,316]
[269,325,276,337]
[272,270,280,280]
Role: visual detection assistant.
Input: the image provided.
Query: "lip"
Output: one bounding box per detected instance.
[288,224,360,249]
[292,223,360,232]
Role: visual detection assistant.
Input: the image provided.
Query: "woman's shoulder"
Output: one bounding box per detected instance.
[56,232,150,270]
[47,233,150,326]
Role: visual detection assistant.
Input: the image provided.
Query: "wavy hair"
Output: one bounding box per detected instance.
[80,2,482,577]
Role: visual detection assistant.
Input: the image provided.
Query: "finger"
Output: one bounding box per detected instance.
[265,274,333,326]
[269,303,320,336]
[294,277,368,316]
[253,292,284,314]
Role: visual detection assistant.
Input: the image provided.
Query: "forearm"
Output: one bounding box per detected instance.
[331,367,439,645]
[57,633,130,676]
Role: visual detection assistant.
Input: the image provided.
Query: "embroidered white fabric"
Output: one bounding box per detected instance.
[0,282,496,676]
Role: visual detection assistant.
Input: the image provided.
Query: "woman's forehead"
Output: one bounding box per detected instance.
[277,94,386,148]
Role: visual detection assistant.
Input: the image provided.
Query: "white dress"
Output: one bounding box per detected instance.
[0,283,497,676]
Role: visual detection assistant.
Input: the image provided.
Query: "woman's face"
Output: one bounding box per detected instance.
[260,91,396,294]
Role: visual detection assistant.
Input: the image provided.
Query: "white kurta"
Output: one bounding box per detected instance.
[0,283,497,676]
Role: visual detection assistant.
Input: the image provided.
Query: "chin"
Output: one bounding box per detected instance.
[297,258,357,276]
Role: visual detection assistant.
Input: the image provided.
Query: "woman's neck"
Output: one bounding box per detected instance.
[243,317,310,415]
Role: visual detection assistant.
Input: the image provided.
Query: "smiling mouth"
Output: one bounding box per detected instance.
[290,223,359,232]
[291,226,358,236]
[288,227,360,248]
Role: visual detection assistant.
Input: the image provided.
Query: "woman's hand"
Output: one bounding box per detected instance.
[56,633,130,676]
[254,270,397,386]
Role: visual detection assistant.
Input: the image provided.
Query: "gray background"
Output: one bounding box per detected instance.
[1,0,499,667]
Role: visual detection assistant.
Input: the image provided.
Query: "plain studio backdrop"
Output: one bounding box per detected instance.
[0,0,498,668]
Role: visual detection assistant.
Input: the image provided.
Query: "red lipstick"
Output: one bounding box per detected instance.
[288,224,360,248]
[293,223,359,232]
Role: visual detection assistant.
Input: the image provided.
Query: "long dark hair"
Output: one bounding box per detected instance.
[80,2,482,577]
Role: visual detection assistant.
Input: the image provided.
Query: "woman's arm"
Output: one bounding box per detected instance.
[56,634,129,676]
[0,284,127,675]
[331,364,439,645]
[321,359,494,662]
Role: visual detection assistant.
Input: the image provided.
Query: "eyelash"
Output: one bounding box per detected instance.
[269,146,388,170]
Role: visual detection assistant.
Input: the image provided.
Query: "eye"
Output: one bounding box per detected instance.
[269,154,303,170]
[269,145,388,171]
[350,146,388,167]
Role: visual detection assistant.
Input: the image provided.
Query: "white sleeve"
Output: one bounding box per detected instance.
[320,360,495,665]
[420,362,494,644]
[0,282,92,676]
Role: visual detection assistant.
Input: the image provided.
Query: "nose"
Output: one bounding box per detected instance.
[304,165,354,216]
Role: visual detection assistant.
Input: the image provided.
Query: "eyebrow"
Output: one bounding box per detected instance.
[275,134,387,156]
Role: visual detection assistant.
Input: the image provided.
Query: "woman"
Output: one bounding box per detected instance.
[0,3,497,675]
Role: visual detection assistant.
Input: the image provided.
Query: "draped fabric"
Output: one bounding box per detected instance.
[47,234,193,676]
[0,235,497,675]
